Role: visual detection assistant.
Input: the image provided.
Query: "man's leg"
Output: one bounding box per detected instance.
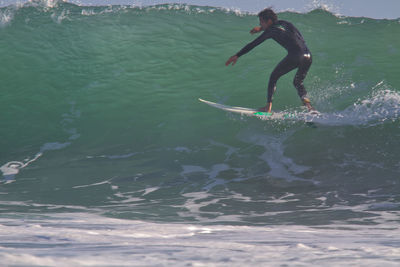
[293,54,312,109]
[267,56,298,103]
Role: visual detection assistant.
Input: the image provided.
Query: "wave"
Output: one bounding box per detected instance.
[0,0,399,227]
[3,0,399,19]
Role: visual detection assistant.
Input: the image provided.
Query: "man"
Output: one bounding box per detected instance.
[225,8,314,112]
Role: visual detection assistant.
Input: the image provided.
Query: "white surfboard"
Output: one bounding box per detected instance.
[198,98,298,120]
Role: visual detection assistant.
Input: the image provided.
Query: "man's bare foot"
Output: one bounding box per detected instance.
[304,103,320,115]
[258,103,272,113]
[304,102,315,112]
[258,106,271,113]
[302,97,316,112]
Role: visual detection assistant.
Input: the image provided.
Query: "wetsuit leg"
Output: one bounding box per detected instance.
[293,54,312,100]
[267,55,298,103]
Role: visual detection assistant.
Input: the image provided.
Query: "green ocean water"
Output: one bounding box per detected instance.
[0,2,400,225]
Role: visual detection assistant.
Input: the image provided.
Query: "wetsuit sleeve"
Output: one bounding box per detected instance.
[235,31,272,57]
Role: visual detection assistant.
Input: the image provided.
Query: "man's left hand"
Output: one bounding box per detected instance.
[225,55,238,66]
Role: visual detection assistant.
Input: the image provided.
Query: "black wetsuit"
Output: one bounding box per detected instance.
[236,20,312,103]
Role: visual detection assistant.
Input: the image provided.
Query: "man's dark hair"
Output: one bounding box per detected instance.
[258,8,278,23]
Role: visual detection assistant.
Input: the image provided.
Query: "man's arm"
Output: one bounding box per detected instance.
[235,31,270,58]
[226,28,270,66]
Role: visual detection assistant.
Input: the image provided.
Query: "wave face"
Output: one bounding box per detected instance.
[1,2,400,228]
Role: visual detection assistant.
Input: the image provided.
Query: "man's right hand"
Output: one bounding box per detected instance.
[250,26,262,34]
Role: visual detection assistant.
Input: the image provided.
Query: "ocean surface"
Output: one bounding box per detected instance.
[1,0,400,265]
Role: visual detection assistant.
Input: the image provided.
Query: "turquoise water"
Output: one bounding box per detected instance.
[0,2,400,265]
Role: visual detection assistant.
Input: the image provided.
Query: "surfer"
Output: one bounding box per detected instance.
[225,8,315,112]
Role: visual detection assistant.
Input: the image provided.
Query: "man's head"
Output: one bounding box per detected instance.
[258,8,277,30]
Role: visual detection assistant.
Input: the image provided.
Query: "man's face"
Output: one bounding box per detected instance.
[259,17,271,30]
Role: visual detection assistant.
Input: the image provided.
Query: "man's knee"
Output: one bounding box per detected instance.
[270,67,286,83]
